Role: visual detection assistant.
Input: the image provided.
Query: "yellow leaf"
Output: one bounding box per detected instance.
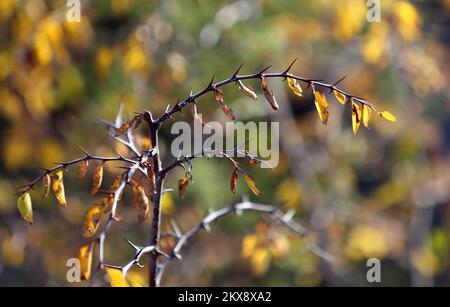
[251,247,271,276]
[17,192,33,224]
[82,203,103,238]
[52,169,66,207]
[379,111,397,122]
[244,174,262,196]
[287,77,303,97]
[178,173,190,199]
[333,90,347,105]
[313,90,329,124]
[363,105,371,128]
[78,243,93,281]
[241,234,259,258]
[91,163,104,195]
[42,173,51,198]
[105,268,129,287]
[352,102,362,134]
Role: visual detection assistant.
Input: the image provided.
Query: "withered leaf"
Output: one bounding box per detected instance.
[42,173,51,198]
[79,243,93,281]
[237,80,258,100]
[17,192,33,224]
[261,77,279,110]
[352,101,362,134]
[91,162,104,195]
[52,169,66,207]
[363,104,372,128]
[214,89,235,120]
[333,90,347,105]
[231,168,239,194]
[133,183,150,224]
[313,89,329,124]
[244,174,262,196]
[78,160,89,179]
[287,77,303,97]
[82,203,103,238]
[178,173,190,199]
[379,110,397,122]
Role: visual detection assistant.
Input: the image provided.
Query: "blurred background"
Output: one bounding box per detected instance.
[0,0,449,286]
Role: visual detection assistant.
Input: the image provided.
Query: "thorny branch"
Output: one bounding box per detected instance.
[19,61,388,287]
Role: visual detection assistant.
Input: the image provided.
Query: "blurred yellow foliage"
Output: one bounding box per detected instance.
[345,225,388,260]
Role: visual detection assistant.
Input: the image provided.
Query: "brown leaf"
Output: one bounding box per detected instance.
[178,174,190,199]
[133,183,150,223]
[52,169,66,207]
[237,80,258,100]
[115,122,130,137]
[231,168,239,194]
[261,77,279,110]
[42,173,51,198]
[91,162,104,195]
[245,174,262,196]
[191,100,210,127]
[78,160,89,179]
[214,89,235,120]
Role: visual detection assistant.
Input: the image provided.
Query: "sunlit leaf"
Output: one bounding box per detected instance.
[352,101,362,134]
[78,160,89,179]
[82,203,102,238]
[313,88,329,124]
[52,169,66,207]
[261,77,279,110]
[17,192,33,224]
[237,80,258,100]
[287,77,303,97]
[333,90,347,105]
[363,104,372,128]
[244,174,262,196]
[78,243,93,281]
[42,173,51,198]
[105,267,129,287]
[241,234,258,258]
[230,168,239,194]
[91,162,104,195]
[379,110,397,122]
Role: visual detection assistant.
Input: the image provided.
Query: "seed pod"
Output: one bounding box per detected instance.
[78,160,89,179]
[17,192,33,224]
[91,162,104,195]
[52,169,67,207]
[42,173,51,198]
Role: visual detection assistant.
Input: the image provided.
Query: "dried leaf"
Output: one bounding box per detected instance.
[287,77,303,97]
[17,192,33,224]
[352,101,362,134]
[191,100,210,127]
[178,174,190,199]
[333,90,347,105]
[244,174,262,196]
[214,89,235,120]
[363,104,372,128]
[82,203,103,238]
[261,77,279,110]
[133,183,150,223]
[379,110,397,122]
[313,89,329,124]
[52,169,66,207]
[115,122,130,137]
[91,163,104,195]
[237,80,258,100]
[147,165,156,196]
[42,173,51,198]
[106,267,129,287]
[79,243,93,281]
[102,194,114,213]
[78,160,89,179]
[231,168,239,193]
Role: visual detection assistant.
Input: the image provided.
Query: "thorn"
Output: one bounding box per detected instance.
[282,58,298,80]
[333,75,347,87]
[232,63,243,79]
[77,145,90,157]
[258,65,272,76]
[170,220,182,237]
[125,239,141,251]
[207,75,215,88]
